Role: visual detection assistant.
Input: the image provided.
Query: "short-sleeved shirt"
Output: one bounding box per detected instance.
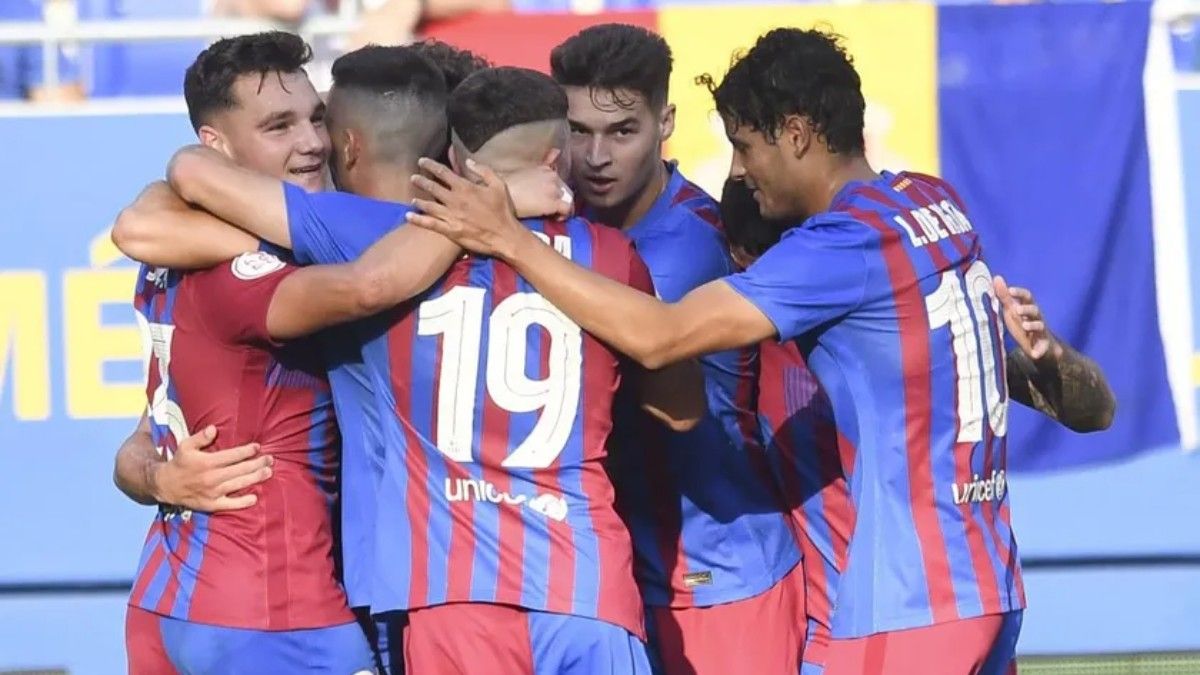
[726,171,1025,638]
[128,252,351,630]
[589,165,800,607]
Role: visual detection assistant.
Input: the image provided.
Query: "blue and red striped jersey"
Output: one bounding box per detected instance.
[757,339,848,663]
[591,164,800,607]
[282,186,413,610]
[367,217,650,638]
[128,253,352,630]
[726,171,1025,638]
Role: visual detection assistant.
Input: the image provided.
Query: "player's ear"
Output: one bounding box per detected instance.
[781,114,811,159]
[660,102,676,143]
[197,125,232,158]
[342,128,360,172]
[447,143,464,175]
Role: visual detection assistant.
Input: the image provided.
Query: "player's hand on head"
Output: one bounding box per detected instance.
[994,275,1054,361]
[151,425,274,512]
[408,157,532,261]
[506,163,574,221]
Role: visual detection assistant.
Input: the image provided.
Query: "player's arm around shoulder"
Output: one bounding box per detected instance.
[167,144,292,248]
[112,181,260,268]
[264,217,461,341]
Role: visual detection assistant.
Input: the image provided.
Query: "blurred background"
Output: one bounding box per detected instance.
[1,0,1198,673]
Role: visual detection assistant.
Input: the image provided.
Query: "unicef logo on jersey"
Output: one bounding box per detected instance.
[950,470,1008,506]
[444,478,568,522]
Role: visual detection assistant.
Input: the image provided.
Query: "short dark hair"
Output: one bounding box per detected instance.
[183,31,312,132]
[698,28,865,155]
[330,44,446,99]
[720,178,783,258]
[550,23,672,108]
[329,45,449,162]
[448,67,567,153]
[409,39,491,91]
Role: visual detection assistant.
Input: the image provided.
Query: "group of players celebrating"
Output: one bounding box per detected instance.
[109,21,1117,675]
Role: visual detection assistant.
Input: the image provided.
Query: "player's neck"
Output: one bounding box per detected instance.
[817,155,879,213]
[356,164,420,204]
[596,159,668,231]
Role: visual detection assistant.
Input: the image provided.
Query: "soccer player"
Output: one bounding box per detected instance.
[115,46,576,674]
[112,32,464,673]
[720,176,1115,673]
[407,27,1054,675]
[154,61,706,673]
[550,24,804,674]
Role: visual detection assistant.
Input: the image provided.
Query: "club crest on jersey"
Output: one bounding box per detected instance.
[231,251,286,280]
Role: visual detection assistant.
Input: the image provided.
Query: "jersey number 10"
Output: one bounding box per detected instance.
[924,260,1008,442]
[418,286,584,469]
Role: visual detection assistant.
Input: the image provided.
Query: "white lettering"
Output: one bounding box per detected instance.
[893,214,926,247]
[950,470,1008,505]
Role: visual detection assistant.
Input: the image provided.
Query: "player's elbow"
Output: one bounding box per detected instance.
[112,205,157,263]
[632,331,686,371]
[167,149,209,205]
[350,265,400,317]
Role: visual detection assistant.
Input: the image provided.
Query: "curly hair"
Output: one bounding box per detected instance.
[697,28,865,155]
[409,39,492,92]
[183,31,312,132]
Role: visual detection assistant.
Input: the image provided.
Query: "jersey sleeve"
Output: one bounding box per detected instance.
[636,216,731,302]
[188,252,297,346]
[723,215,872,342]
[283,183,410,265]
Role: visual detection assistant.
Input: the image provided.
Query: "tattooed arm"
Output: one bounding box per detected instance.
[995,276,1116,432]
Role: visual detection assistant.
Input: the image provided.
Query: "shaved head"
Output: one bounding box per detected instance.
[327,84,445,166]
[326,45,448,191]
[447,67,569,177]
[451,119,568,176]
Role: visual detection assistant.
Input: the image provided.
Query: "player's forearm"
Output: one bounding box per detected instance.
[500,231,690,369]
[640,360,707,432]
[1006,336,1116,432]
[267,264,383,340]
[350,225,462,310]
[168,146,292,248]
[113,414,163,506]
[112,184,260,268]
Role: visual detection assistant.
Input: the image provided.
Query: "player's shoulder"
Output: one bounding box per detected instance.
[290,185,413,218]
[555,215,634,250]
[658,173,723,235]
[187,251,296,289]
[783,210,883,248]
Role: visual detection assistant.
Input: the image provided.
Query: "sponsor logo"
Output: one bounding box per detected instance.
[444,478,568,522]
[951,469,1008,505]
[683,571,714,587]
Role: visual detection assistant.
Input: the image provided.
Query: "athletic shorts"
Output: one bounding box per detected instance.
[404,602,652,675]
[355,607,405,675]
[125,605,375,674]
[649,563,806,675]
[821,610,1022,675]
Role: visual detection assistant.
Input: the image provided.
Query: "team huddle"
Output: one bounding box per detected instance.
[110,22,1116,675]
